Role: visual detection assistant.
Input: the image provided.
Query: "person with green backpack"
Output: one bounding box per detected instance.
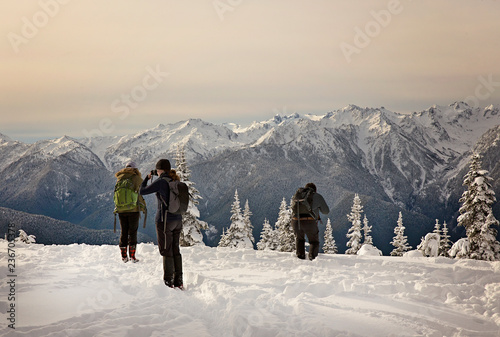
[113,161,147,263]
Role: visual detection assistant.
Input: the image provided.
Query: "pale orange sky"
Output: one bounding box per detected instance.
[1,0,500,142]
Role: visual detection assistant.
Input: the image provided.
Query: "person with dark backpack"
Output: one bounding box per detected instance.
[140,159,185,289]
[113,161,147,263]
[291,182,330,260]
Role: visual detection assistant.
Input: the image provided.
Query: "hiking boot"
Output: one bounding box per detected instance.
[120,247,129,263]
[129,245,139,263]
[173,255,183,289]
[163,256,175,288]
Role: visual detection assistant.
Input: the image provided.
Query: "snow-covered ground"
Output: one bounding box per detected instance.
[1,241,499,337]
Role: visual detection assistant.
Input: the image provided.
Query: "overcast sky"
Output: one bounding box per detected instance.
[2,0,500,142]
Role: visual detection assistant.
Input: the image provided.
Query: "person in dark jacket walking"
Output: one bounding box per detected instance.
[140,159,184,289]
[291,183,330,260]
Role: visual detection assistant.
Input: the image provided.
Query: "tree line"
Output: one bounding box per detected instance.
[215,153,500,261]
[10,149,500,261]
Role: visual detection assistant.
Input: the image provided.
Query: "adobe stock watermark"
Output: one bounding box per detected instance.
[340,0,408,64]
[7,0,72,54]
[464,74,500,109]
[82,65,169,139]
[213,0,244,21]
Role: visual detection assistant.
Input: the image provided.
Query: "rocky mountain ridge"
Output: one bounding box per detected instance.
[1,102,499,253]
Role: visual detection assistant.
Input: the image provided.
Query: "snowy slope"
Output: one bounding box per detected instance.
[1,241,499,337]
[0,136,114,224]
[0,137,29,173]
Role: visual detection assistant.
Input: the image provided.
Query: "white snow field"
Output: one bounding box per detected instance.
[1,241,499,337]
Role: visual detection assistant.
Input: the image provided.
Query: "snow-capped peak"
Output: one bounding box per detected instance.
[0,132,13,144]
[31,135,81,156]
[483,104,499,117]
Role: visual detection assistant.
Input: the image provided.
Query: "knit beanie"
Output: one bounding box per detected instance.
[125,161,137,168]
[155,159,171,171]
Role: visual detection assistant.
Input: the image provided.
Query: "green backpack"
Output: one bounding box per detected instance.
[113,177,147,232]
[113,177,139,213]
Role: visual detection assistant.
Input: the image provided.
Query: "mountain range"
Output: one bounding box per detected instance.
[1,102,499,254]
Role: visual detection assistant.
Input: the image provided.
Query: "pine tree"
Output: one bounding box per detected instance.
[346,194,363,254]
[243,200,255,245]
[449,238,470,259]
[433,219,441,237]
[175,143,189,181]
[220,190,254,249]
[257,219,278,250]
[17,229,36,244]
[362,215,373,245]
[390,212,411,256]
[323,219,338,254]
[457,153,500,261]
[433,219,442,255]
[218,228,229,247]
[276,197,294,252]
[417,233,440,257]
[175,144,208,246]
[440,221,452,257]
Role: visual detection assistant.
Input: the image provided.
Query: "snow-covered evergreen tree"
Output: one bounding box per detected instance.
[218,228,231,248]
[449,238,470,259]
[257,219,278,251]
[346,194,363,254]
[243,200,255,245]
[362,215,373,245]
[457,153,500,261]
[390,212,411,256]
[417,233,440,257]
[431,219,442,256]
[440,221,452,257]
[433,219,441,238]
[323,219,338,254]
[219,190,254,249]
[276,198,294,252]
[17,229,36,244]
[175,144,208,246]
[175,143,189,182]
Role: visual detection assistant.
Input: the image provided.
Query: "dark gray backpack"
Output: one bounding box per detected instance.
[160,178,189,215]
[168,180,189,215]
[291,187,315,218]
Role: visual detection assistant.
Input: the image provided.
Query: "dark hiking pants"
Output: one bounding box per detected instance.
[292,219,319,260]
[156,219,182,257]
[119,212,140,247]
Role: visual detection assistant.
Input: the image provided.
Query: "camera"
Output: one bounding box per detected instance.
[150,169,158,176]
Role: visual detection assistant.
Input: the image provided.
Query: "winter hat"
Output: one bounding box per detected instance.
[125,161,137,168]
[305,182,317,192]
[155,159,171,171]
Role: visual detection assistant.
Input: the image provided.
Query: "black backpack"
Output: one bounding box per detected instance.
[291,187,315,218]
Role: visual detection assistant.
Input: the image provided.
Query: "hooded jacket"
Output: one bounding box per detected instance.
[114,167,146,213]
[140,173,182,224]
